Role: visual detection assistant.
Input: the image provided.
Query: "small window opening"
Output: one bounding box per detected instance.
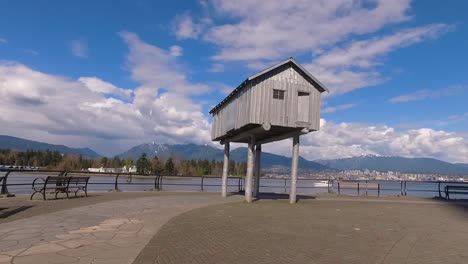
[273,89,285,100]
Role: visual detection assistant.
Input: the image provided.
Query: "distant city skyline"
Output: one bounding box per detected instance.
[0,0,466,163]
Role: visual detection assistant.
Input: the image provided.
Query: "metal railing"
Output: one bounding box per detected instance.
[1,169,467,199]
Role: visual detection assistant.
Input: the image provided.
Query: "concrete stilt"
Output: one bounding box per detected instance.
[221,142,230,197]
[253,144,261,197]
[289,135,299,204]
[245,136,255,202]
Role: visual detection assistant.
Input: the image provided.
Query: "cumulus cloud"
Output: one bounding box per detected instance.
[78,77,133,100]
[314,24,452,69]
[0,38,7,44]
[172,13,210,40]
[176,0,452,96]
[205,0,411,61]
[303,24,453,96]
[69,39,88,58]
[263,119,468,163]
[1,58,465,162]
[0,33,214,156]
[389,86,465,103]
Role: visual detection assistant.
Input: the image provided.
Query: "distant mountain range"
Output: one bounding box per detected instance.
[1,135,467,175]
[0,135,101,158]
[455,163,468,169]
[118,142,330,171]
[316,155,468,175]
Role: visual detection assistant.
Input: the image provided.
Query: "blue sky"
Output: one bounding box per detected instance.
[0,0,467,162]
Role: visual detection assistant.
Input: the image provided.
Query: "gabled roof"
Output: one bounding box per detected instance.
[209,57,329,114]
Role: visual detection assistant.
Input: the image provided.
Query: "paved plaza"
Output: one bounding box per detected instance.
[135,196,468,264]
[0,192,242,264]
[0,192,467,264]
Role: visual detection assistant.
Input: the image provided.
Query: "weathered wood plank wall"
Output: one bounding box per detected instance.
[211,64,322,140]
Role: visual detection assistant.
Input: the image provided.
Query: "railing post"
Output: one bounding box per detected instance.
[111,173,121,192]
[284,178,287,193]
[357,182,360,196]
[0,171,14,197]
[404,181,407,196]
[378,184,381,197]
[154,175,161,190]
[400,181,403,196]
[338,181,341,195]
[327,179,331,193]
[365,180,368,196]
[201,176,204,191]
[438,181,442,198]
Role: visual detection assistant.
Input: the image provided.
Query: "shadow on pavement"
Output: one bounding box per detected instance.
[255,192,316,201]
[432,197,468,217]
[0,206,34,219]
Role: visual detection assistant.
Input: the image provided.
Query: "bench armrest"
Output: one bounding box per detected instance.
[32,177,46,192]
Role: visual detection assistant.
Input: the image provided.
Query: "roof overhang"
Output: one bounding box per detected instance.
[209,57,329,114]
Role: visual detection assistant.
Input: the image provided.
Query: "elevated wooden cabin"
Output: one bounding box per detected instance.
[210,58,328,203]
[210,58,328,144]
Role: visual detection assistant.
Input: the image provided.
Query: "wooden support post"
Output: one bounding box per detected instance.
[289,135,299,204]
[253,144,262,197]
[245,136,255,202]
[221,143,230,197]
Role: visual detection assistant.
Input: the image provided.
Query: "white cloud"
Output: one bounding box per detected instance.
[389,86,465,103]
[1,58,465,162]
[0,33,215,156]
[119,31,210,95]
[169,45,183,57]
[205,0,412,61]
[172,13,210,40]
[0,38,7,44]
[313,24,452,69]
[78,77,133,100]
[304,24,453,96]
[176,1,452,96]
[69,39,88,58]
[322,103,357,113]
[263,119,468,163]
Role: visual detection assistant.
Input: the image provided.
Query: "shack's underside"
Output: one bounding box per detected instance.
[215,124,311,144]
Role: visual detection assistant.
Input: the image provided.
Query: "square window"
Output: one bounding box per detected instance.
[273,89,285,100]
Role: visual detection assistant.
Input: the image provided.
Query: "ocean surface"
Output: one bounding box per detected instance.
[2,172,467,199]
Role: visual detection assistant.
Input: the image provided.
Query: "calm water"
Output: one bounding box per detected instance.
[2,172,467,199]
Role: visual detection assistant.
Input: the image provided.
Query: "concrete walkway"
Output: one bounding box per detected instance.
[0,193,242,264]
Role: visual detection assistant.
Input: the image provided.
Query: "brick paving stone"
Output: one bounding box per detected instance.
[134,198,468,264]
[0,193,242,264]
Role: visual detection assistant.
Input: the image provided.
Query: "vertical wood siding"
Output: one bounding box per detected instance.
[211,64,322,140]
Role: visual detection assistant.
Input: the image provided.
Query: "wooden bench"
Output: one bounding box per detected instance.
[444,185,468,200]
[30,176,90,200]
